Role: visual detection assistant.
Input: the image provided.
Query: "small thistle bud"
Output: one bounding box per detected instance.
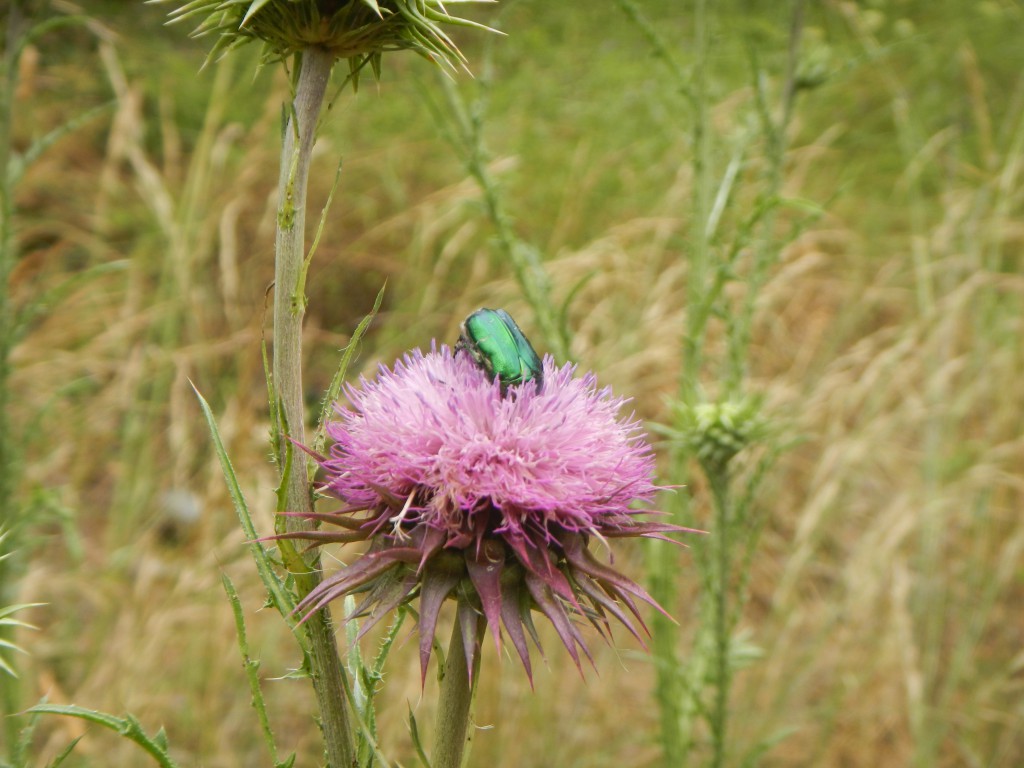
[673,398,766,473]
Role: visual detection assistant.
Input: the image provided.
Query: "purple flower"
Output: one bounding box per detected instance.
[280,345,689,682]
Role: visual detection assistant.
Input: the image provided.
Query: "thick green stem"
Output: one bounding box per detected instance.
[432,623,475,768]
[272,46,355,768]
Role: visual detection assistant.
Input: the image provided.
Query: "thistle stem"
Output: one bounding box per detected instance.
[707,466,732,768]
[272,46,355,767]
[432,622,476,768]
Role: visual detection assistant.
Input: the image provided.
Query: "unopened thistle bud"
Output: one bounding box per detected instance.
[672,398,766,473]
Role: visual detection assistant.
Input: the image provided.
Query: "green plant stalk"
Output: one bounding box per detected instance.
[682,0,712,405]
[648,530,686,765]
[271,45,355,768]
[647,0,712,764]
[726,0,805,395]
[0,4,24,756]
[223,574,284,766]
[431,621,477,768]
[652,3,804,764]
[706,464,733,768]
[26,704,180,768]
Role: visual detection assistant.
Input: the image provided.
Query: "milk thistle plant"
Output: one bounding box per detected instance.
[283,346,682,679]
[143,2,687,767]
[153,1,499,765]
[275,345,687,765]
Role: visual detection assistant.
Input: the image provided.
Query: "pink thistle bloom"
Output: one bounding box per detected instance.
[280,345,689,682]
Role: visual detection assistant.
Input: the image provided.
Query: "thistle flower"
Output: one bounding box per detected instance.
[160,0,498,77]
[279,346,689,682]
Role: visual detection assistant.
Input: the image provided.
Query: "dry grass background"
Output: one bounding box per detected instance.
[4,1,1024,766]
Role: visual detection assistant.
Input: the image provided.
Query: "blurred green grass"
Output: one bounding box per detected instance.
[4,1,1024,766]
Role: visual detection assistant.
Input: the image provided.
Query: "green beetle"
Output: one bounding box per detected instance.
[457,308,544,391]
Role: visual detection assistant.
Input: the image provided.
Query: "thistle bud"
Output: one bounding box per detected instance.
[159,0,498,79]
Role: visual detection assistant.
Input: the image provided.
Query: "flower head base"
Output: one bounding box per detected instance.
[278,346,689,682]
[161,0,497,78]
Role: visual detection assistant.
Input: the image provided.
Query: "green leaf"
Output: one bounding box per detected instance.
[25,704,179,768]
[408,705,432,768]
[17,15,93,57]
[0,598,41,677]
[738,725,799,768]
[191,384,298,626]
[46,735,84,767]
[371,607,407,679]
[153,727,169,752]
[557,269,596,352]
[222,574,282,764]
[776,194,827,216]
[295,156,345,313]
[12,704,43,766]
[262,334,282,467]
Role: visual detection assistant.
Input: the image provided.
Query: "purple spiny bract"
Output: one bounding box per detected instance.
[277,345,690,683]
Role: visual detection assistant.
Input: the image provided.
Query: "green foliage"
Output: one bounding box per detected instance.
[222,574,296,768]
[343,596,408,767]
[195,385,299,627]
[200,290,387,765]
[24,704,179,768]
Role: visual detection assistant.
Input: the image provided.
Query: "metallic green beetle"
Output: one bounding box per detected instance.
[457,308,544,391]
